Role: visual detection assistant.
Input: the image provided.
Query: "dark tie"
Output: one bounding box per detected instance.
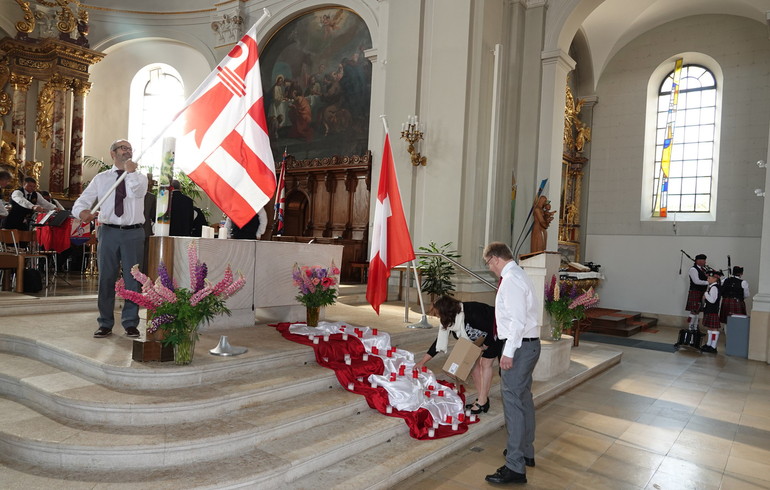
[115,170,126,217]
[493,276,502,340]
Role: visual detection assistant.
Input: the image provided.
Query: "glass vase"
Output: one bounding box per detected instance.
[550,321,563,341]
[306,306,320,327]
[174,331,197,365]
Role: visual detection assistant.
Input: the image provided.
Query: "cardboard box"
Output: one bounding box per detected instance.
[442,337,482,381]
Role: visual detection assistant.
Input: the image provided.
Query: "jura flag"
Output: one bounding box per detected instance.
[366,132,415,314]
[165,21,275,227]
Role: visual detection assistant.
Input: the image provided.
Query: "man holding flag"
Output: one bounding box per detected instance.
[76,11,276,337]
[366,122,415,313]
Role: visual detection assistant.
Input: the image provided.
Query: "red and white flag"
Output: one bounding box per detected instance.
[162,21,275,228]
[273,149,287,235]
[366,131,415,314]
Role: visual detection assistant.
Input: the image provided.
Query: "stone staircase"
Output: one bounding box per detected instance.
[0,295,621,489]
[584,308,658,337]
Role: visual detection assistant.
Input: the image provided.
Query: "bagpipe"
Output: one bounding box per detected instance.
[678,249,731,276]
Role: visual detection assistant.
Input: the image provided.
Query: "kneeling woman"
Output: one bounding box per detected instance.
[414,295,503,414]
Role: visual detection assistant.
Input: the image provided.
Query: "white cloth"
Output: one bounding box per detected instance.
[435,307,469,354]
[495,260,540,360]
[704,283,719,303]
[0,198,7,217]
[11,190,56,211]
[72,166,148,226]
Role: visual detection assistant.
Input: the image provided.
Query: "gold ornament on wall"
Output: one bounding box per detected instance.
[36,80,54,146]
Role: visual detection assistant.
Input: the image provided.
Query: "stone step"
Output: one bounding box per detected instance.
[585,310,644,337]
[0,333,436,426]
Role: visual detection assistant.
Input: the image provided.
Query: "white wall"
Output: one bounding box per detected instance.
[586,235,759,317]
[585,14,770,318]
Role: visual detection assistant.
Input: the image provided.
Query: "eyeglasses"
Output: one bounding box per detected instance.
[484,256,494,267]
[113,145,132,152]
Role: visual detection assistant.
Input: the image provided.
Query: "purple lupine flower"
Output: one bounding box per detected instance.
[154,277,178,303]
[193,262,207,292]
[148,313,175,333]
[211,266,234,295]
[158,262,174,291]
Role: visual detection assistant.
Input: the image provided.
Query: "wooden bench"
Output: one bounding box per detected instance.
[350,261,369,283]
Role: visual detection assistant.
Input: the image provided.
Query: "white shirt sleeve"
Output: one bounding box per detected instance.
[256,207,268,238]
[742,279,750,299]
[0,199,7,217]
[689,267,708,286]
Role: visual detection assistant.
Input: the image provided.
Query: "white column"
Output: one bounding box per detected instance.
[537,49,575,252]
[749,149,770,362]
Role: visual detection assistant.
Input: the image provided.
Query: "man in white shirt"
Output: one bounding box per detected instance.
[5,177,56,230]
[482,241,541,485]
[73,139,148,339]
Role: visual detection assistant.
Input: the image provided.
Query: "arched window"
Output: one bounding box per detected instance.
[128,64,185,175]
[644,59,721,220]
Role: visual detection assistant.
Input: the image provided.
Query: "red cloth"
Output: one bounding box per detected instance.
[273,323,477,440]
[36,216,72,253]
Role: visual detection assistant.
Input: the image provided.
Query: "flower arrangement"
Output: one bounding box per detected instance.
[543,275,600,339]
[292,262,341,308]
[116,242,246,356]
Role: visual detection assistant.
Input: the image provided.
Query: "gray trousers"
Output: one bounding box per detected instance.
[501,339,541,473]
[97,226,145,331]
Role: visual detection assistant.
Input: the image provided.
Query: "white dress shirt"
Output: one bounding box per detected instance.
[495,260,540,359]
[688,266,708,286]
[72,166,148,226]
[11,190,56,212]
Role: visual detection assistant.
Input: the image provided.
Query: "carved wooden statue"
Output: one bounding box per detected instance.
[531,195,556,253]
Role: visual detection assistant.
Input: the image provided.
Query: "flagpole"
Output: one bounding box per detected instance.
[88,8,273,215]
[379,115,432,329]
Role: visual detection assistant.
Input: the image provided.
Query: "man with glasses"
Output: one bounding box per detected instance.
[73,139,148,339]
[482,241,541,485]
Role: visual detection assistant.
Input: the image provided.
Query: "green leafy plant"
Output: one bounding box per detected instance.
[544,275,599,339]
[418,241,460,301]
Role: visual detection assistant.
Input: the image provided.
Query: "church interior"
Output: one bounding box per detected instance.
[2,0,770,488]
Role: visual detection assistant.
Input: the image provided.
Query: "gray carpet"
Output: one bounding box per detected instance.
[580,332,677,353]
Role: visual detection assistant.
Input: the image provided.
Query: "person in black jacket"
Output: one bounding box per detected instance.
[168,179,194,237]
[414,295,503,414]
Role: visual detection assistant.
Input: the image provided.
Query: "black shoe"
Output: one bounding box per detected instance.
[700,344,717,353]
[525,457,535,467]
[93,327,112,338]
[125,327,140,338]
[465,398,478,410]
[470,400,490,414]
[485,465,527,484]
[502,449,535,468]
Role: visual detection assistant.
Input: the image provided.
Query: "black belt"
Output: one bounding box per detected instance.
[103,223,142,230]
[522,337,539,342]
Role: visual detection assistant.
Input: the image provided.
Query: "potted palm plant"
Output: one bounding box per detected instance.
[418,241,460,302]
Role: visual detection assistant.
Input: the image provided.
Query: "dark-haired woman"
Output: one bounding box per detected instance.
[414,295,503,414]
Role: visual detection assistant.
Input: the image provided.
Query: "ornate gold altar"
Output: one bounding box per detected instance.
[558,84,591,262]
[0,0,104,201]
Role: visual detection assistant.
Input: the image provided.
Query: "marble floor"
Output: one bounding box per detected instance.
[4,273,770,488]
[403,326,770,489]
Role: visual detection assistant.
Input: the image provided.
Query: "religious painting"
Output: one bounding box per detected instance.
[261,8,373,162]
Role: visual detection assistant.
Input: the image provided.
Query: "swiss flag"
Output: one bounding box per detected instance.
[159,21,275,228]
[366,132,415,313]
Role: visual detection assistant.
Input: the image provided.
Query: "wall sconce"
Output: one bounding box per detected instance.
[755,188,766,197]
[400,115,427,166]
[758,160,767,168]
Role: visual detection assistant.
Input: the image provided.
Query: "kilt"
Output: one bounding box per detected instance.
[685,289,705,313]
[719,297,746,324]
[703,312,721,330]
